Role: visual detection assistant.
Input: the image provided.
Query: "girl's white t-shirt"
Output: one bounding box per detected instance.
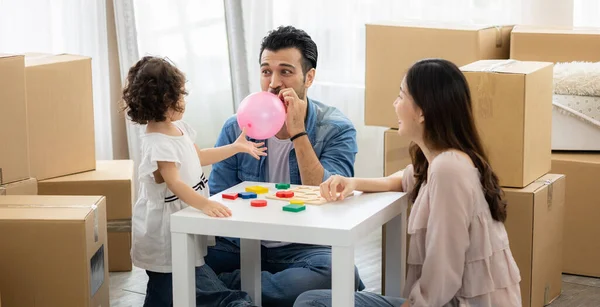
[131,120,211,273]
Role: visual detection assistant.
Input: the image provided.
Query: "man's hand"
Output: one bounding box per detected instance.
[279,88,307,136]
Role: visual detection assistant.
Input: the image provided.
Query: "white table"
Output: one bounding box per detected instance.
[171,181,408,307]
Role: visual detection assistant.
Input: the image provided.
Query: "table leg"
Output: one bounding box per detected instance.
[384,199,407,297]
[172,232,196,307]
[241,238,262,305]
[332,246,355,307]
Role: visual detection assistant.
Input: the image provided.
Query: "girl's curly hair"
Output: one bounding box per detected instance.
[122,56,188,124]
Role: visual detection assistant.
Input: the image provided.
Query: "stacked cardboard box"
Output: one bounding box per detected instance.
[0,55,30,186]
[365,22,513,128]
[460,60,563,307]
[38,160,135,272]
[0,195,109,307]
[0,53,111,305]
[24,54,96,180]
[511,25,600,279]
[367,22,567,306]
[551,154,600,277]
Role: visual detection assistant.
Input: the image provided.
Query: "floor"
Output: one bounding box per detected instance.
[110,228,600,306]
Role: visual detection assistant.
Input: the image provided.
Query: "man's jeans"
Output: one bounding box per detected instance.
[293,290,406,307]
[205,237,366,307]
[143,265,255,307]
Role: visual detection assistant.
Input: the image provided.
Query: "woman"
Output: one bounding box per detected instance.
[294,59,522,307]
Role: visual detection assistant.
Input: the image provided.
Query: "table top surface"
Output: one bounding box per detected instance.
[170,181,407,246]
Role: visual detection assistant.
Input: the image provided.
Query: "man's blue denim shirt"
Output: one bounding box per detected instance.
[208,98,358,196]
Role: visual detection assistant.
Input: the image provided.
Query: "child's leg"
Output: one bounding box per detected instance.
[144,270,173,307]
[195,264,255,307]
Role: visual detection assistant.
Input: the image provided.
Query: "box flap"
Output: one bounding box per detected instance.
[25,53,90,67]
[552,153,600,164]
[41,160,134,183]
[460,59,552,74]
[504,174,564,193]
[1,178,37,195]
[0,195,103,220]
[0,54,22,60]
[367,20,510,31]
[513,25,600,35]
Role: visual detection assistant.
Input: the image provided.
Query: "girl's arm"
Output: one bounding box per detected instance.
[196,129,267,166]
[157,161,231,217]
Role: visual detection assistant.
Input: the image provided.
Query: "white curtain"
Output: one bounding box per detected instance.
[240,0,522,178]
[0,0,115,160]
[119,0,235,177]
[574,0,600,27]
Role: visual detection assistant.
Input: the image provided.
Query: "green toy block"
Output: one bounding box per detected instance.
[282,204,305,212]
[276,183,291,190]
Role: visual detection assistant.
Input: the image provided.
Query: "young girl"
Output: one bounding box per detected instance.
[294,59,522,307]
[123,56,265,307]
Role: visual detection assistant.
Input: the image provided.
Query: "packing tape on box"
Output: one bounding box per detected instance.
[0,187,5,196]
[494,26,503,48]
[0,203,100,242]
[107,219,132,233]
[482,59,518,72]
[534,179,554,209]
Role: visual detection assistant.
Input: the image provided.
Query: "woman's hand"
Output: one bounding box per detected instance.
[320,175,356,202]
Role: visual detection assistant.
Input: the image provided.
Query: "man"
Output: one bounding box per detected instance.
[207,25,364,307]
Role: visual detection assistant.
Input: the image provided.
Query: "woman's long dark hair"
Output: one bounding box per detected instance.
[406,59,507,222]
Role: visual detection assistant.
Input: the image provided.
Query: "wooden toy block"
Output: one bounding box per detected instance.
[266,185,354,205]
[245,186,269,194]
[222,193,239,200]
[276,183,291,189]
[238,192,257,199]
[250,200,267,207]
[282,204,306,212]
[289,199,304,205]
[275,191,294,198]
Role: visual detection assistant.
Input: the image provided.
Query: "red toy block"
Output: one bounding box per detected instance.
[222,193,239,200]
[250,200,267,207]
[276,191,294,198]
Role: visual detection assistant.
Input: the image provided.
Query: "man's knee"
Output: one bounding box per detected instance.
[205,237,242,275]
[293,290,332,307]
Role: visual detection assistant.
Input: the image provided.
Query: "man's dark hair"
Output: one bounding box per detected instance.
[259,25,318,75]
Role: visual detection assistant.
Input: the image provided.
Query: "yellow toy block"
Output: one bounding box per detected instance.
[245,186,269,194]
[289,199,305,205]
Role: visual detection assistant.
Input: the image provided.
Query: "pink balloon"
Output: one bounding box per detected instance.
[237,91,286,139]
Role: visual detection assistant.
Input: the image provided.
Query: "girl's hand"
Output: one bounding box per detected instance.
[198,200,232,218]
[234,128,267,160]
[320,175,356,202]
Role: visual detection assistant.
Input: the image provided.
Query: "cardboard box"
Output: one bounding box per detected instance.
[38,160,134,220]
[551,153,600,277]
[38,160,134,271]
[510,25,600,63]
[108,222,132,272]
[25,54,96,181]
[461,60,553,188]
[383,129,412,176]
[365,22,513,128]
[504,174,565,307]
[0,178,37,195]
[0,195,109,307]
[0,54,30,184]
[381,128,412,292]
